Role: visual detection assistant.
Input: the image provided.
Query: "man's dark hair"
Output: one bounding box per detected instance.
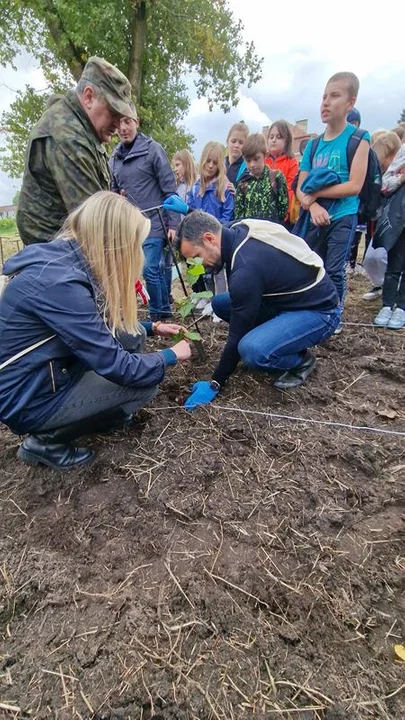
[177,210,221,250]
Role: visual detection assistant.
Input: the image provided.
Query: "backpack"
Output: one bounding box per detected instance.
[309,127,382,223]
[289,170,301,225]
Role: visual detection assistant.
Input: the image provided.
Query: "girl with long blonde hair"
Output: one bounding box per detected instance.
[0,191,191,470]
[187,141,234,293]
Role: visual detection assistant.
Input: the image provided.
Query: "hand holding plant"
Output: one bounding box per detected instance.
[171,339,192,361]
[154,323,185,337]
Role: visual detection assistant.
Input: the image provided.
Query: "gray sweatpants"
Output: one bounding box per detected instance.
[39,327,158,430]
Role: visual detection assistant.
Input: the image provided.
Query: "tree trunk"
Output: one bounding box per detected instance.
[127,1,147,107]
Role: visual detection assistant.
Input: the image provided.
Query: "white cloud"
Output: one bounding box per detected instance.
[184,0,405,158]
[0,0,404,204]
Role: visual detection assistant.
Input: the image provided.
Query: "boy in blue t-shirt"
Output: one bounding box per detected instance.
[297,72,370,330]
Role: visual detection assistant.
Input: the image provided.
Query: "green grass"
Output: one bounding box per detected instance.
[0,218,18,236]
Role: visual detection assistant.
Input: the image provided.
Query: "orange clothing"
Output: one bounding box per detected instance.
[265,154,299,215]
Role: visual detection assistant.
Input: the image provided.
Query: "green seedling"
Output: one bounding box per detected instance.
[175,257,213,319]
[172,329,202,343]
[186,257,205,286]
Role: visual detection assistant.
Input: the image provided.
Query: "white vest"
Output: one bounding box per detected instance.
[231,219,325,297]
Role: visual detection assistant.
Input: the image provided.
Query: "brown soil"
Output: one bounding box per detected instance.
[1,274,404,720]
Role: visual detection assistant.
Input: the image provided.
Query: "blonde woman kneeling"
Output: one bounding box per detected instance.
[0,192,191,469]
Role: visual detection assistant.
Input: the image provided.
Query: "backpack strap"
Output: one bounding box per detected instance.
[346,127,368,170]
[309,135,322,167]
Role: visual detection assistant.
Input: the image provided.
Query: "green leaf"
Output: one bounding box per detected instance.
[178,301,194,319]
[175,295,192,307]
[184,330,201,341]
[192,290,213,300]
[187,263,206,277]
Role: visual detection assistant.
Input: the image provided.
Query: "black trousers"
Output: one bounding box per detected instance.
[382,231,405,309]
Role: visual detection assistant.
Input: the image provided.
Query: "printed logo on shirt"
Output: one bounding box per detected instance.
[313,149,342,173]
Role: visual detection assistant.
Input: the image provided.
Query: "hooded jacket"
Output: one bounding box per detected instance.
[0,240,174,434]
[373,184,405,252]
[187,179,234,222]
[265,154,299,209]
[293,169,342,239]
[109,133,178,238]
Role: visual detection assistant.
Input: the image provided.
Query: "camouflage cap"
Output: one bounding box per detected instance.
[81,57,137,119]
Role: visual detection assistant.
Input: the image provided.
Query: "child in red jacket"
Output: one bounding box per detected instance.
[266,120,299,225]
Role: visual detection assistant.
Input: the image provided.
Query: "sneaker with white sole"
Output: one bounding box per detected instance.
[374,306,393,326]
[363,286,382,300]
[386,307,405,330]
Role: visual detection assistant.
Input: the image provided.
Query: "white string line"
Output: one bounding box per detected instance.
[150,405,405,438]
[343,321,405,329]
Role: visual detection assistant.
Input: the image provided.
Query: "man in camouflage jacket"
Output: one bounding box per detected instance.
[16,57,136,245]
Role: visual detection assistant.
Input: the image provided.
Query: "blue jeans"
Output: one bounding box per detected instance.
[305,214,357,303]
[143,236,172,318]
[212,293,340,371]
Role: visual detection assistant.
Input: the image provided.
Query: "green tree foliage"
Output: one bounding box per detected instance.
[0,0,262,177]
[398,108,405,123]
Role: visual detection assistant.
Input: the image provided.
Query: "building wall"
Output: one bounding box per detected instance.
[0,205,16,218]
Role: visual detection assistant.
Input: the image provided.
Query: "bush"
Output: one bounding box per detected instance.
[0,218,17,235]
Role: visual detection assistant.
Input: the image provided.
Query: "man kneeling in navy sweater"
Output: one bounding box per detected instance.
[176,210,340,410]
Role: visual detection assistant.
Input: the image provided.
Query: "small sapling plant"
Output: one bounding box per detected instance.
[172,258,212,343]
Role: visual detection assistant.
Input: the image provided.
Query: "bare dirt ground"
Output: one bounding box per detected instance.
[1,273,404,720]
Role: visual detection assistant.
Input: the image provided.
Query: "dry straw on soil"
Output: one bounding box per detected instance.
[0,273,404,720]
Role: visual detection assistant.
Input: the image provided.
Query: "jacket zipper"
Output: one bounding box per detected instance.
[49,361,56,393]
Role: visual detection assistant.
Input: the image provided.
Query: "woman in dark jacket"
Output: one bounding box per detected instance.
[0,191,191,469]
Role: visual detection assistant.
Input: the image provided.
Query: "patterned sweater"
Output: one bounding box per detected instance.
[235,165,288,224]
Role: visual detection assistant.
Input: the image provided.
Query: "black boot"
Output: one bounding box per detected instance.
[273,350,317,391]
[17,407,134,470]
[17,434,94,470]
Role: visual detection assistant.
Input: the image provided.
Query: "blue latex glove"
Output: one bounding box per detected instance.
[162,194,188,215]
[184,380,219,410]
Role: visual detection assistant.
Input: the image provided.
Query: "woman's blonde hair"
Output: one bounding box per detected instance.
[371,129,387,144]
[372,132,401,164]
[58,191,150,335]
[199,141,228,201]
[172,149,197,190]
[391,125,405,141]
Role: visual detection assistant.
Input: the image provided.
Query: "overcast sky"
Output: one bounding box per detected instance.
[1,0,404,204]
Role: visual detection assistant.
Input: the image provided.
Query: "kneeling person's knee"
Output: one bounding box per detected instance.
[238,336,267,368]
